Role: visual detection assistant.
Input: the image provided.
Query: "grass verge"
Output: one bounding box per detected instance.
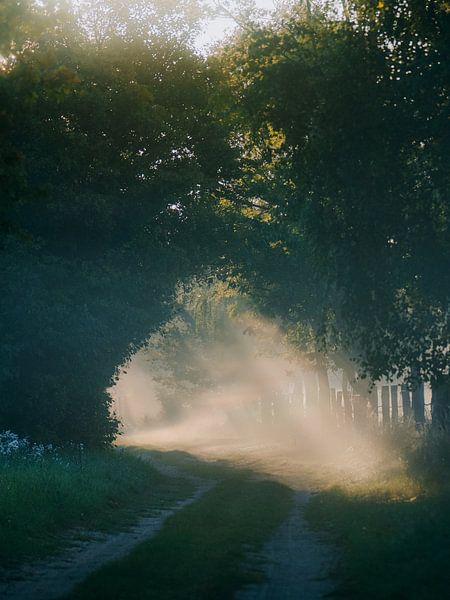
[67,458,293,600]
[306,468,450,599]
[0,450,193,567]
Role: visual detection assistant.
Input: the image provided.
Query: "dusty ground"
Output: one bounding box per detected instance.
[0,460,214,600]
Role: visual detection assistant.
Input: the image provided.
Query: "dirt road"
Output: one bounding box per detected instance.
[0,460,214,600]
[0,442,343,599]
[236,490,335,599]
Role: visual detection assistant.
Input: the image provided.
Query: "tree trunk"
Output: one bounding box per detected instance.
[293,374,304,416]
[432,375,450,428]
[303,370,318,416]
[411,382,425,426]
[353,394,367,428]
[316,361,331,418]
[342,370,353,425]
[368,387,378,426]
[342,366,373,428]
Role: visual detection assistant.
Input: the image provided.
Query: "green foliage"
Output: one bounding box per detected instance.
[217,1,450,386]
[70,0,206,47]
[0,2,234,444]
[2,0,450,443]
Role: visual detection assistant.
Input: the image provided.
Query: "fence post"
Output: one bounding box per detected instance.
[401,384,412,421]
[336,390,344,427]
[330,387,337,426]
[390,385,399,425]
[304,371,319,417]
[381,385,390,429]
[343,387,353,425]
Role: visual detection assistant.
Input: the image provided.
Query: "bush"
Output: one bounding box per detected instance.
[405,426,450,482]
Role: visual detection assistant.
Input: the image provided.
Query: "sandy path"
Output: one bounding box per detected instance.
[142,441,339,600]
[0,459,215,600]
[203,443,338,599]
[236,490,336,600]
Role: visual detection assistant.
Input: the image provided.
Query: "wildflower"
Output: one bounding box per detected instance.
[0,431,61,462]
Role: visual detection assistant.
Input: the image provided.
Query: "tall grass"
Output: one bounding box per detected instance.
[306,425,450,599]
[0,450,192,567]
[404,425,450,482]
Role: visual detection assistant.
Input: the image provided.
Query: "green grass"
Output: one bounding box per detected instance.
[67,459,293,600]
[306,469,450,599]
[0,450,193,567]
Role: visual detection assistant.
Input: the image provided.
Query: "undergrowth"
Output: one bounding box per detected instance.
[0,449,193,567]
[306,425,450,599]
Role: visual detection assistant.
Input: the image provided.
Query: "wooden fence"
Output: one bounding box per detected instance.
[256,377,431,429]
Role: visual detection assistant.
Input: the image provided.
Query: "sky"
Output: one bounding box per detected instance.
[196,0,277,50]
[66,1,279,53]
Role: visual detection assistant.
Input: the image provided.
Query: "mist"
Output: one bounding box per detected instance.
[110,306,389,479]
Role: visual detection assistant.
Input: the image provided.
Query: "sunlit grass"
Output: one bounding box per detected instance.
[306,465,450,599]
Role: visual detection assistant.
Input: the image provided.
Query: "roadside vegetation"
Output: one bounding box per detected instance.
[2,0,450,595]
[306,427,450,599]
[67,452,293,600]
[0,436,193,567]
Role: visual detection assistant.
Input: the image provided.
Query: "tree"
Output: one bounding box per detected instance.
[142,277,298,426]
[215,1,450,424]
[0,1,235,444]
